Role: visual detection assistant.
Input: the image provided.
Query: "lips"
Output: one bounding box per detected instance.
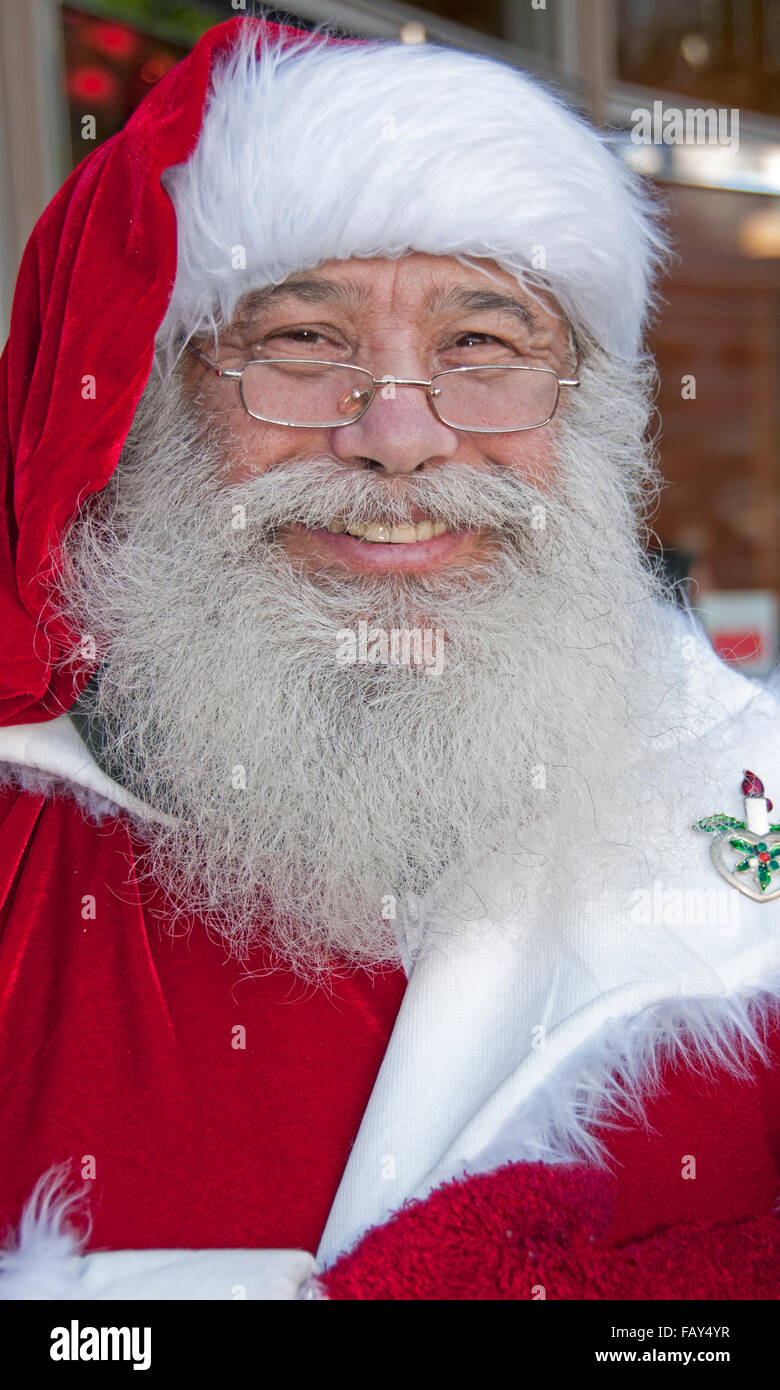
[326,518,451,544]
[297,521,477,573]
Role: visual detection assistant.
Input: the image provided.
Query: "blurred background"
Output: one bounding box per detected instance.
[1,0,778,670]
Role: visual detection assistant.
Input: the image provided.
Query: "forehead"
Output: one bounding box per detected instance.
[230,253,563,331]
[290,253,519,296]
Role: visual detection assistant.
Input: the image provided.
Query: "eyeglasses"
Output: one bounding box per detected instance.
[191,347,580,433]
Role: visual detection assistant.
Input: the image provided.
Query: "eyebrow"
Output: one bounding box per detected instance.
[422,285,538,331]
[231,278,371,323]
[230,277,538,332]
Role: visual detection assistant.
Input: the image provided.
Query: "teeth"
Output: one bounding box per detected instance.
[327,518,452,544]
[387,524,419,544]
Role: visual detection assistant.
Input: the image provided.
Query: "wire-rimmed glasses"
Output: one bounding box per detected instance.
[191,347,580,434]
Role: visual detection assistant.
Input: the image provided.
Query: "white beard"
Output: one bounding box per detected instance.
[53,349,698,978]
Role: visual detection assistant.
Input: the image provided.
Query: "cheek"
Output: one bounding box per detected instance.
[222,422,326,483]
[486,420,561,494]
[223,421,275,481]
[192,376,301,482]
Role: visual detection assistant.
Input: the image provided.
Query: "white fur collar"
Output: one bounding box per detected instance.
[0,1166,318,1298]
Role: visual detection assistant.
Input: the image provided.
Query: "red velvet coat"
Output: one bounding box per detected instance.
[1,773,779,1298]
[1,14,780,1301]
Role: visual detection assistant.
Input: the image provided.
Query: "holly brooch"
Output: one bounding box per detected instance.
[694,771,780,901]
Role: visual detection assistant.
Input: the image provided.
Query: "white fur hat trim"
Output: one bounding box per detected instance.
[157,25,668,364]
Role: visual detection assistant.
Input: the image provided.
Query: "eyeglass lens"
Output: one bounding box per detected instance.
[239,361,559,430]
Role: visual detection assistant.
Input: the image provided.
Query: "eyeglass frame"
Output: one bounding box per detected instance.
[190,346,580,434]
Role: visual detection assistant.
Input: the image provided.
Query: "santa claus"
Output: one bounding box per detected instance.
[0,15,779,1302]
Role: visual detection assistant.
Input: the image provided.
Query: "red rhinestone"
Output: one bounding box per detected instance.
[759,852,771,863]
[742,770,765,798]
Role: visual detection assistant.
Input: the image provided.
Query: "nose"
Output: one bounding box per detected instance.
[327,374,460,476]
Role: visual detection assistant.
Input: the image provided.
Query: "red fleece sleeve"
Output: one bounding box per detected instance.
[320,1161,780,1300]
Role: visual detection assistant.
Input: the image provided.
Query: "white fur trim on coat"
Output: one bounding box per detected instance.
[157,23,667,365]
[0,1165,319,1300]
[465,967,780,1178]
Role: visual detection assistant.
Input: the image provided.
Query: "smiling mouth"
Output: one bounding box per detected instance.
[325,518,452,544]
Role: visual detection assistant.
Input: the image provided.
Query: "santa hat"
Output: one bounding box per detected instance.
[0,17,316,727]
[157,22,669,366]
[0,14,666,730]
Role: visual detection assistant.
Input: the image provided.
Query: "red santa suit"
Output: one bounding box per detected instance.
[1,16,779,1300]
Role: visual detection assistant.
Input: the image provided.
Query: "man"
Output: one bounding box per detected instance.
[1,15,779,1301]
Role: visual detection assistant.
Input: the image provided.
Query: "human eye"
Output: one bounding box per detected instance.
[270,328,324,344]
[260,324,349,355]
[455,332,503,348]
[442,331,517,363]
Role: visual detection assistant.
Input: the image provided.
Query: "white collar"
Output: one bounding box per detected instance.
[317,614,780,1262]
[0,712,172,825]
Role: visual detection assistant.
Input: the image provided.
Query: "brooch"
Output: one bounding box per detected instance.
[694,771,780,901]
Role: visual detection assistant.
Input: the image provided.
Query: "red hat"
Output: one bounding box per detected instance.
[0,16,338,727]
[1,13,664,728]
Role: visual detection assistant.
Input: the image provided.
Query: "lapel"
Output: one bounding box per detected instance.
[317,630,780,1266]
[317,881,780,1267]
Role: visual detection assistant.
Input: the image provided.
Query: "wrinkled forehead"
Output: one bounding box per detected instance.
[220,253,573,340]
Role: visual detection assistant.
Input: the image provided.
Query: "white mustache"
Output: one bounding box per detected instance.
[216,454,558,537]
